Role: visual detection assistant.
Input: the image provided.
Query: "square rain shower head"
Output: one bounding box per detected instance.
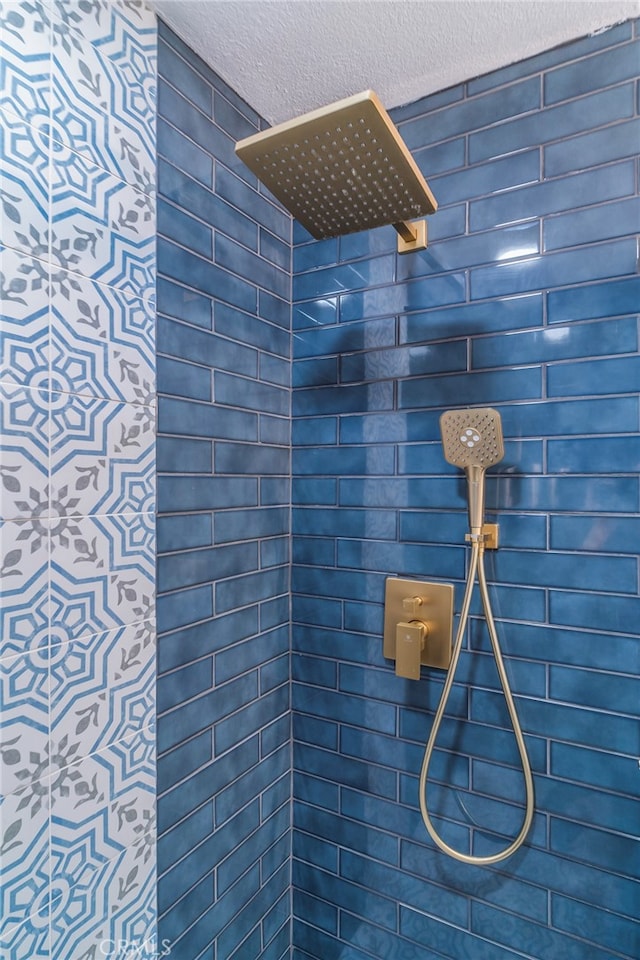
[235,90,437,245]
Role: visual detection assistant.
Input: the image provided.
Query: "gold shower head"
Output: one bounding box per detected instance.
[235,90,437,253]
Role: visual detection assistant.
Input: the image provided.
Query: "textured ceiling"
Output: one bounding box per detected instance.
[153,0,640,124]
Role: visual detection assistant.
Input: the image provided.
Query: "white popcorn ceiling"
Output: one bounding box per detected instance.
[153,0,639,124]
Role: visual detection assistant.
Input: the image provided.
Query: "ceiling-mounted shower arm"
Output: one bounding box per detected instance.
[235,90,437,253]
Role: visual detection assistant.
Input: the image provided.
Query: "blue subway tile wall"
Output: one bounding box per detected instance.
[291,21,639,960]
[0,2,157,956]
[156,22,291,960]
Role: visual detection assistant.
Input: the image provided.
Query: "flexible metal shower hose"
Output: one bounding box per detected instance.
[419,537,535,865]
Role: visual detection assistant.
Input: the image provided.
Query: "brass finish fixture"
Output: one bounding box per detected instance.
[235,90,437,252]
[465,522,499,550]
[417,406,535,866]
[384,578,454,679]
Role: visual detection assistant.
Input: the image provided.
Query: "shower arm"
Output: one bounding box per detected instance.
[392,219,428,253]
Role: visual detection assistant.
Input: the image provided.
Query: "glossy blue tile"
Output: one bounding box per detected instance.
[159,238,257,312]
[550,664,639,717]
[550,819,640,880]
[158,76,247,178]
[213,82,260,134]
[431,150,539,206]
[158,607,259,673]
[292,684,396,736]
[550,514,640,554]
[157,118,213,188]
[467,21,633,96]
[157,658,213,712]
[471,901,615,960]
[216,233,289,300]
[294,381,394,417]
[158,513,214,553]
[392,84,465,123]
[551,742,638,797]
[547,355,640,397]
[157,584,213,634]
[401,293,544,342]
[294,238,339,272]
[293,506,397,540]
[400,904,523,960]
[487,547,637,593]
[157,355,212,400]
[216,166,290,240]
[158,541,258,593]
[470,83,635,163]
[547,275,640,323]
[215,441,289,475]
[340,272,466,321]
[158,159,258,250]
[545,39,640,105]
[215,565,289,613]
[550,591,640,635]
[399,366,542,409]
[293,254,395,301]
[471,239,637,300]
[293,890,337,936]
[337,538,464,580]
[294,445,395,476]
[545,196,640,252]
[402,77,540,150]
[471,161,634,231]
[498,396,639,436]
[157,316,258,375]
[215,685,289,754]
[399,224,540,280]
[545,117,640,176]
[548,436,640,474]
[158,33,213,116]
[156,803,214,874]
[297,802,397,867]
[552,894,640,959]
[158,476,257,512]
[294,316,396,360]
[260,289,290,330]
[216,303,290,356]
[341,339,467,382]
[157,436,213,473]
[338,226,396,261]
[215,371,288,416]
[158,197,213,258]
[473,317,637,369]
[294,860,396,931]
[292,296,338,329]
[215,744,289,823]
[215,506,288,543]
[344,849,468,926]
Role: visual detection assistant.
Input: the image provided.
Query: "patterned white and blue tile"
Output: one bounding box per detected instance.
[0,244,50,391]
[50,512,155,645]
[49,389,155,517]
[0,381,49,521]
[0,106,49,261]
[51,141,155,292]
[0,1,51,129]
[50,2,156,194]
[50,269,155,405]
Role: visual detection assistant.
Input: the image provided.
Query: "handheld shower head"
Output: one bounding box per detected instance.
[440,408,504,534]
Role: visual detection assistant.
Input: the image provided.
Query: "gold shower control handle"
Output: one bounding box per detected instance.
[384,578,454,678]
[402,596,423,617]
[395,620,427,680]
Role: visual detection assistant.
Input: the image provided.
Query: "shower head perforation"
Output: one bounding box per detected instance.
[235,90,437,239]
[440,408,504,469]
